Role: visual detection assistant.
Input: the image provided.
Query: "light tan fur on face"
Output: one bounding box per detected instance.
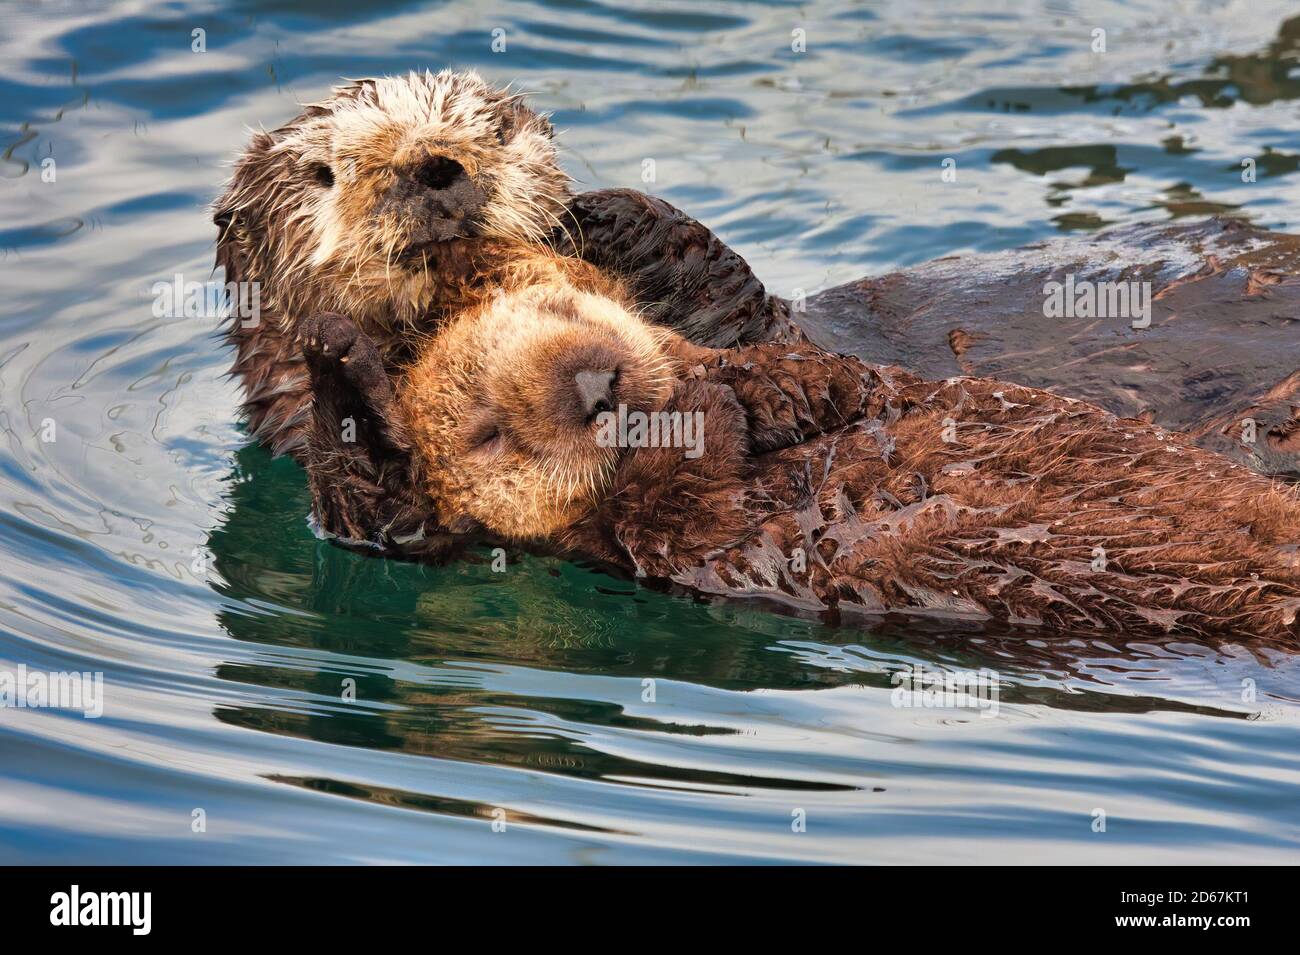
[215,69,571,331]
[398,261,678,540]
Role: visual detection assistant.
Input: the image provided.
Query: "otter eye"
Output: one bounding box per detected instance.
[312,164,334,188]
[465,419,503,454]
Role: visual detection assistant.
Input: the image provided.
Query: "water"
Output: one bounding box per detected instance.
[2,0,1299,864]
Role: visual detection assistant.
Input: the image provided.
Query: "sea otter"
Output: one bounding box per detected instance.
[297,263,1300,646]
[213,69,790,459]
[215,70,1298,480]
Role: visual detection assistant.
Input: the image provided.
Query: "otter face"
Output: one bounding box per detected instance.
[401,286,676,541]
[215,70,570,326]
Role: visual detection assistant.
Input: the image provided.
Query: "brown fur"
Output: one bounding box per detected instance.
[349,282,1300,646]
[394,256,680,539]
[213,70,572,458]
[214,71,788,460]
[582,372,1300,644]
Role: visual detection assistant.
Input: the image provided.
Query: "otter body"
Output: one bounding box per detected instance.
[792,217,1300,479]
[577,367,1300,643]
[301,272,1300,646]
[214,71,788,458]
[215,71,1296,481]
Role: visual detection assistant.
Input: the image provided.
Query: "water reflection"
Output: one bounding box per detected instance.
[1070,15,1300,111]
[208,442,1286,782]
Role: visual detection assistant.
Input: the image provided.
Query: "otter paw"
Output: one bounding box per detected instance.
[300,312,388,401]
[301,312,361,368]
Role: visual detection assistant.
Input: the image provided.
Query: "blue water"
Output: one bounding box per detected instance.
[1,0,1299,864]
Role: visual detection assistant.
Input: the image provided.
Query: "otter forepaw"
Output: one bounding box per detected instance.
[302,311,369,374]
[704,347,882,454]
[302,311,360,368]
[300,312,388,402]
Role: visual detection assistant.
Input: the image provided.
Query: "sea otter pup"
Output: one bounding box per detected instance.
[214,69,790,458]
[299,268,1300,646]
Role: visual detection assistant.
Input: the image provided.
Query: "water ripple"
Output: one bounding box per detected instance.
[1,0,1298,864]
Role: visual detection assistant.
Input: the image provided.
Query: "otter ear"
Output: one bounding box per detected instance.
[213,129,280,278]
[212,206,244,285]
[497,98,554,143]
[213,187,253,285]
[212,181,244,270]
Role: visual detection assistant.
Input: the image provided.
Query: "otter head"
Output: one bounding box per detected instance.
[214,70,570,327]
[401,285,677,541]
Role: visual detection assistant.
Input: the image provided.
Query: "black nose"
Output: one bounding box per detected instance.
[414,156,465,191]
[574,369,616,419]
[389,154,486,248]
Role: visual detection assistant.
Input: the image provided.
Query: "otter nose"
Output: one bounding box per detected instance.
[390,154,487,245]
[414,156,466,191]
[574,369,616,419]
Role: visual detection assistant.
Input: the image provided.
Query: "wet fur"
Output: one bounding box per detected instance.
[214,71,788,459]
[304,284,1300,646]
[576,369,1300,645]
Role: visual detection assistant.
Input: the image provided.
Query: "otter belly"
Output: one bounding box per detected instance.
[653,375,1300,646]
